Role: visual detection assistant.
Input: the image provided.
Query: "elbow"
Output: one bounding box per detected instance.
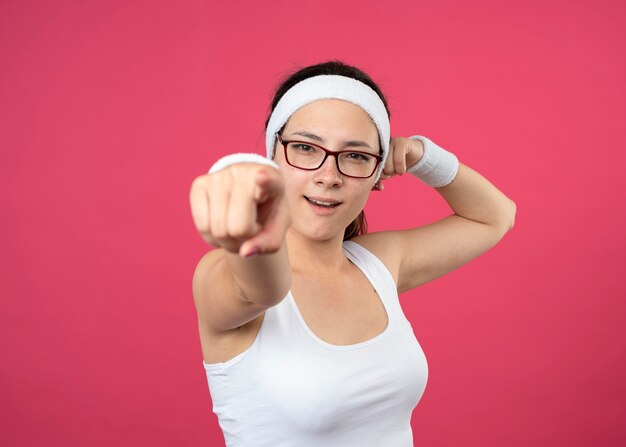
[500,199,517,232]
[489,199,516,236]
[508,199,517,230]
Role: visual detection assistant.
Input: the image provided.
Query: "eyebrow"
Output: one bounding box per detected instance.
[290,131,374,150]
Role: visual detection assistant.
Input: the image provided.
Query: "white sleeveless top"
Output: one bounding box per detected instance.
[203,240,428,446]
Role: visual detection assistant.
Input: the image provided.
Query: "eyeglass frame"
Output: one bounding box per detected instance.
[275,133,383,179]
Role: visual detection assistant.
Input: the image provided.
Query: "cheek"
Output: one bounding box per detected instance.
[280,167,308,201]
[354,190,371,210]
[346,183,374,210]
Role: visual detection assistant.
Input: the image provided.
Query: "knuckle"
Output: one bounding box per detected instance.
[227,224,251,239]
[212,231,227,243]
[190,175,210,193]
[211,222,227,240]
[194,217,209,233]
[191,215,209,235]
[209,170,231,189]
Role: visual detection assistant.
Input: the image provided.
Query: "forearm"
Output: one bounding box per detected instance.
[224,242,292,307]
[435,162,516,230]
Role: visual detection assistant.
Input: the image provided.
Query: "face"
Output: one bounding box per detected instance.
[273,99,381,242]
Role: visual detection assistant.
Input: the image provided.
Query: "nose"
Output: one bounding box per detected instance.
[313,153,343,186]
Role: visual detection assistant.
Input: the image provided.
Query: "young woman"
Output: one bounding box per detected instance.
[189,60,516,446]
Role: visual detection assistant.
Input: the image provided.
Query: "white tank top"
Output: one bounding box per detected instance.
[203,240,428,446]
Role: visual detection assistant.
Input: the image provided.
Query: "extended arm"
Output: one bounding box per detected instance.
[190,162,292,332]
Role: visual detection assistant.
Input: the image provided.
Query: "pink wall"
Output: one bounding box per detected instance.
[1,0,625,445]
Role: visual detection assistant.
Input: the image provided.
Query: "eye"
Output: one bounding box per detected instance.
[291,143,316,153]
[345,152,373,162]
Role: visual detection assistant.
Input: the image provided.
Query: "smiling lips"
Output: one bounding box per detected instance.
[304,196,342,208]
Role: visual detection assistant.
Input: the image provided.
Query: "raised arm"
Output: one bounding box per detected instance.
[357,137,516,293]
[190,162,292,332]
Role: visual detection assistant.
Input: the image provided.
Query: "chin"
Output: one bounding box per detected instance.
[291,221,344,242]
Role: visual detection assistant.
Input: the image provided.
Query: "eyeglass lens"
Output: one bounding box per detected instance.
[285,142,377,178]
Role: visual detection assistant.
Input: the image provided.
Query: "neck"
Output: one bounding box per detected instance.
[286,230,349,275]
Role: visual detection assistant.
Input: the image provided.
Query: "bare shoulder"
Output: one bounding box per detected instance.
[349,231,404,286]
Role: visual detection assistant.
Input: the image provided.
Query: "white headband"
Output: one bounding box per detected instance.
[265,74,390,181]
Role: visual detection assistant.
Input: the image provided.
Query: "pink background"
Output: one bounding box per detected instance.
[1,0,625,445]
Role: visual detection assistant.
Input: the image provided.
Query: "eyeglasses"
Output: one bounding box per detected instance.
[275,133,383,179]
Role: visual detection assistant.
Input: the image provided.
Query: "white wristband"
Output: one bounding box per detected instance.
[407,135,459,188]
[208,153,279,174]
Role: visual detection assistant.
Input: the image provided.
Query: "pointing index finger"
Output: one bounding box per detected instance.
[254,167,283,203]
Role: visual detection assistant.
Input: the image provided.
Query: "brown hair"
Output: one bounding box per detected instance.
[265,60,390,240]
